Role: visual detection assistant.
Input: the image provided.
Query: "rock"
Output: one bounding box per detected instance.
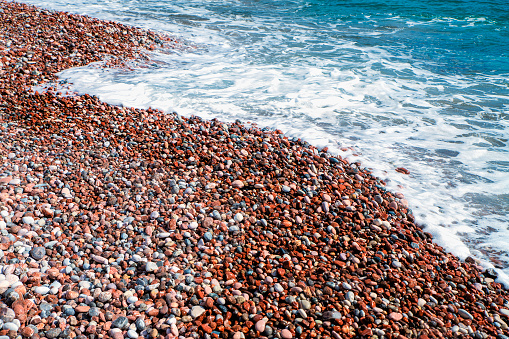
[61,187,72,198]
[255,319,266,332]
[33,286,50,295]
[274,283,284,293]
[417,298,426,307]
[190,306,206,318]
[299,300,311,310]
[484,268,498,278]
[388,312,403,321]
[2,322,19,332]
[8,178,20,185]
[281,329,293,339]
[234,213,243,222]
[0,308,15,322]
[88,307,101,317]
[30,247,46,260]
[342,282,352,290]
[203,232,213,242]
[66,290,79,300]
[98,291,112,302]
[109,328,123,339]
[458,309,473,320]
[127,330,139,338]
[135,318,146,331]
[21,216,34,224]
[323,311,342,320]
[232,180,244,189]
[75,305,90,313]
[45,328,61,338]
[145,262,158,272]
[112,316,129,329]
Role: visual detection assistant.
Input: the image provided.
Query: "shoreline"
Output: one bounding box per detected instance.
[1,1,509,339]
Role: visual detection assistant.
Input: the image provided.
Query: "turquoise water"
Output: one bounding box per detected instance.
[22,0,509,284]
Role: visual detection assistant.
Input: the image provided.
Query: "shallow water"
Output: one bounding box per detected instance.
[22,0,509,285]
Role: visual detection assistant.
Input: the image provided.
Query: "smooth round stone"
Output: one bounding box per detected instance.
[212,210,222,220]
[417,298,426,307]
[392,260,402,268]
[127,330,139,338]
[30,247,45,260]
[5,274,18,285]
[98,291,112,302]
[79,281,92,290]
[203,232,213,242]
[295,326,303,336]
[346,291,355,302]
[342,282,352,290]
[145,262,158,272]
[500,309,509,317]
[40,302,53,312]
[88,307,101,317]
[388,312,403,321]
[0,308,15,322]
[112,316,129,329]
[190,306,206,318]
[458,309,473,320]
[255,320,266,332]
[63,305,75,316]
[109,328,123,339]
[2,322,19,332]
[300,300,311,310]
[45,328,61,338]
[8,179,20,185]
[327,311,342,320]
[127,296,138,304]
[34,286,50,295]
[21,216,34,225]
[263,325,273,337]
[234,213,243,223]
[281,329,293,339]
[274,283,284,293]
[135,318,146,331]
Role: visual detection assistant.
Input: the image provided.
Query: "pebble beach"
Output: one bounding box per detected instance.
[0,1,508,339]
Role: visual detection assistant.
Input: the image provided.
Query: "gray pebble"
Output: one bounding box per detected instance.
[112,316,129,329]
[30,247,45,260]
[458,309,473,320]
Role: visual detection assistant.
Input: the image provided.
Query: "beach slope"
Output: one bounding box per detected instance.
[0,1,508,339]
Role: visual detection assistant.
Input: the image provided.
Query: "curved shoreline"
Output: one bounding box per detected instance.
[1,1,509,339]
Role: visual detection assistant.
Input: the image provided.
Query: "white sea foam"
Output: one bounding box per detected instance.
[23,0,509,286]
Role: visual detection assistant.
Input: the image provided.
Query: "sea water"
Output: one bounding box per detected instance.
[21,0,509,285]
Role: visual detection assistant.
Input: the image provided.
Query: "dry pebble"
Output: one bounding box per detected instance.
[0,1,508,339]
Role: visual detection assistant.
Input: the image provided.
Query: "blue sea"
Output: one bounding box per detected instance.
[22,0,509,284]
